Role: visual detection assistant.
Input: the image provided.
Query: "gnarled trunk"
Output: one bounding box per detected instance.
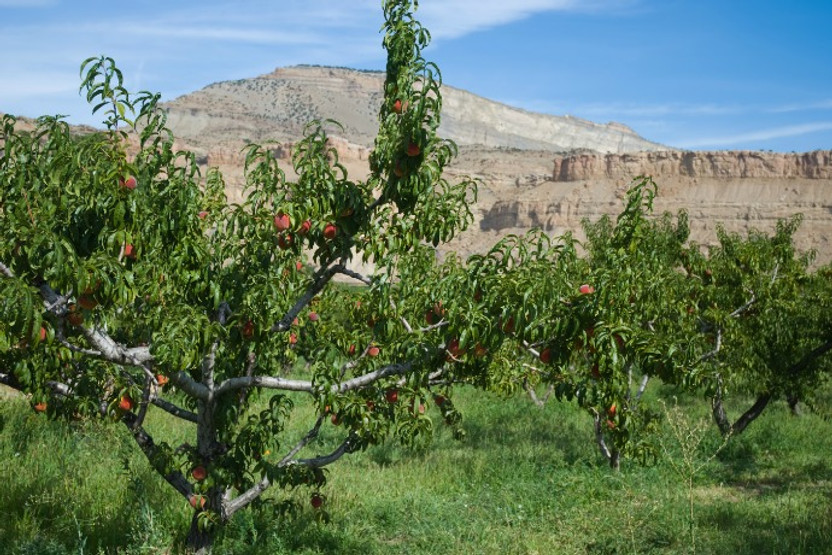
[711,389,772,436]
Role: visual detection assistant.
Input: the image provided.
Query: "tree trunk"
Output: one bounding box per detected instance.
[711,390,732,436]
[712,391,772,436]
[609,449,621,472]
[185,512,215,555]
[731,393,772,435]
[787,394,801,416]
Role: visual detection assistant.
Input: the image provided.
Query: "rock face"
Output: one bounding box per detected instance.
[480,150,832,265]
[163,65,667,153]
[552,150,832,181]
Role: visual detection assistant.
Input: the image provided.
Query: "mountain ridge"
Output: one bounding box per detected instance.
[162,65,669,153]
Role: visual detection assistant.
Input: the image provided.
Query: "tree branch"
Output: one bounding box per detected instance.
[151,397,198,423]
[294,433,357,468]
[730,393,772,435]
[215,361,414,396]
[225,415,327,520]
[121,410,193,499]
[787,338,832,377]
[523,378,553,407]
[271,262,341,332]
[0,261,14,278]
[334,265,372,285]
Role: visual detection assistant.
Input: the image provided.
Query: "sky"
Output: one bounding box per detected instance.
[2,0,831,152]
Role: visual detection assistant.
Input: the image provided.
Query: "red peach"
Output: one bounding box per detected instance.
[323,223,337,240]
[120,175,137,190]
[191,466,207,481]
[273,211,291,232]
[119,395,134,411]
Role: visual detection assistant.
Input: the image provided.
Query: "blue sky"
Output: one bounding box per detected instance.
[2,0,831,152]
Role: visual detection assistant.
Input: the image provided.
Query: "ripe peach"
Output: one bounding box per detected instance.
[120,175,137,190]
[191,466,207,481]
[119,395,134,411]
[446,338,464,358]
[78,294,98,310]
[273,211,291,232]
[393,99,408,114]
[278,234,293,250]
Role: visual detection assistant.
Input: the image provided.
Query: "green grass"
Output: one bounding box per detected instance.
[1,385,831,554]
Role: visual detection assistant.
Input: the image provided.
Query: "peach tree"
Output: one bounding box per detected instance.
[0,1,484,551]
[468,179,700,470]
[378,178,704,470]
[679,217,832,435]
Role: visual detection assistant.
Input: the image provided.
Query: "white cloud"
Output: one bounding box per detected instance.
[115,24,323,45]
[574,102,746,118]
[417,0,635,39]
[676,122,832,149]
[769,100,832,113]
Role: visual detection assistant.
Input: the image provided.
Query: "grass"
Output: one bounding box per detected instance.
[1,384,831,554]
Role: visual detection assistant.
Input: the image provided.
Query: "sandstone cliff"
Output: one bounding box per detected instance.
[552,150,832,181]
[479,149,832,264]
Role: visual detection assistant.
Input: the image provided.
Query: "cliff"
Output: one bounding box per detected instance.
[478,149,832,264]
[552,150,832,181]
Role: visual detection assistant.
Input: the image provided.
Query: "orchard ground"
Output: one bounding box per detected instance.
[2,377,831,554]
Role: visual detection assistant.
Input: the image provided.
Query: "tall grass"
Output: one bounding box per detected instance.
[1,384,831,554]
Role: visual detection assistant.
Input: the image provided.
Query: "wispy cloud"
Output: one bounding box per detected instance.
[110,24,323,45]
[418,0,637,39]
[676,122,832,149]
[573,102,747,118]
[497,98,750,120]
[769,99,832,113]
